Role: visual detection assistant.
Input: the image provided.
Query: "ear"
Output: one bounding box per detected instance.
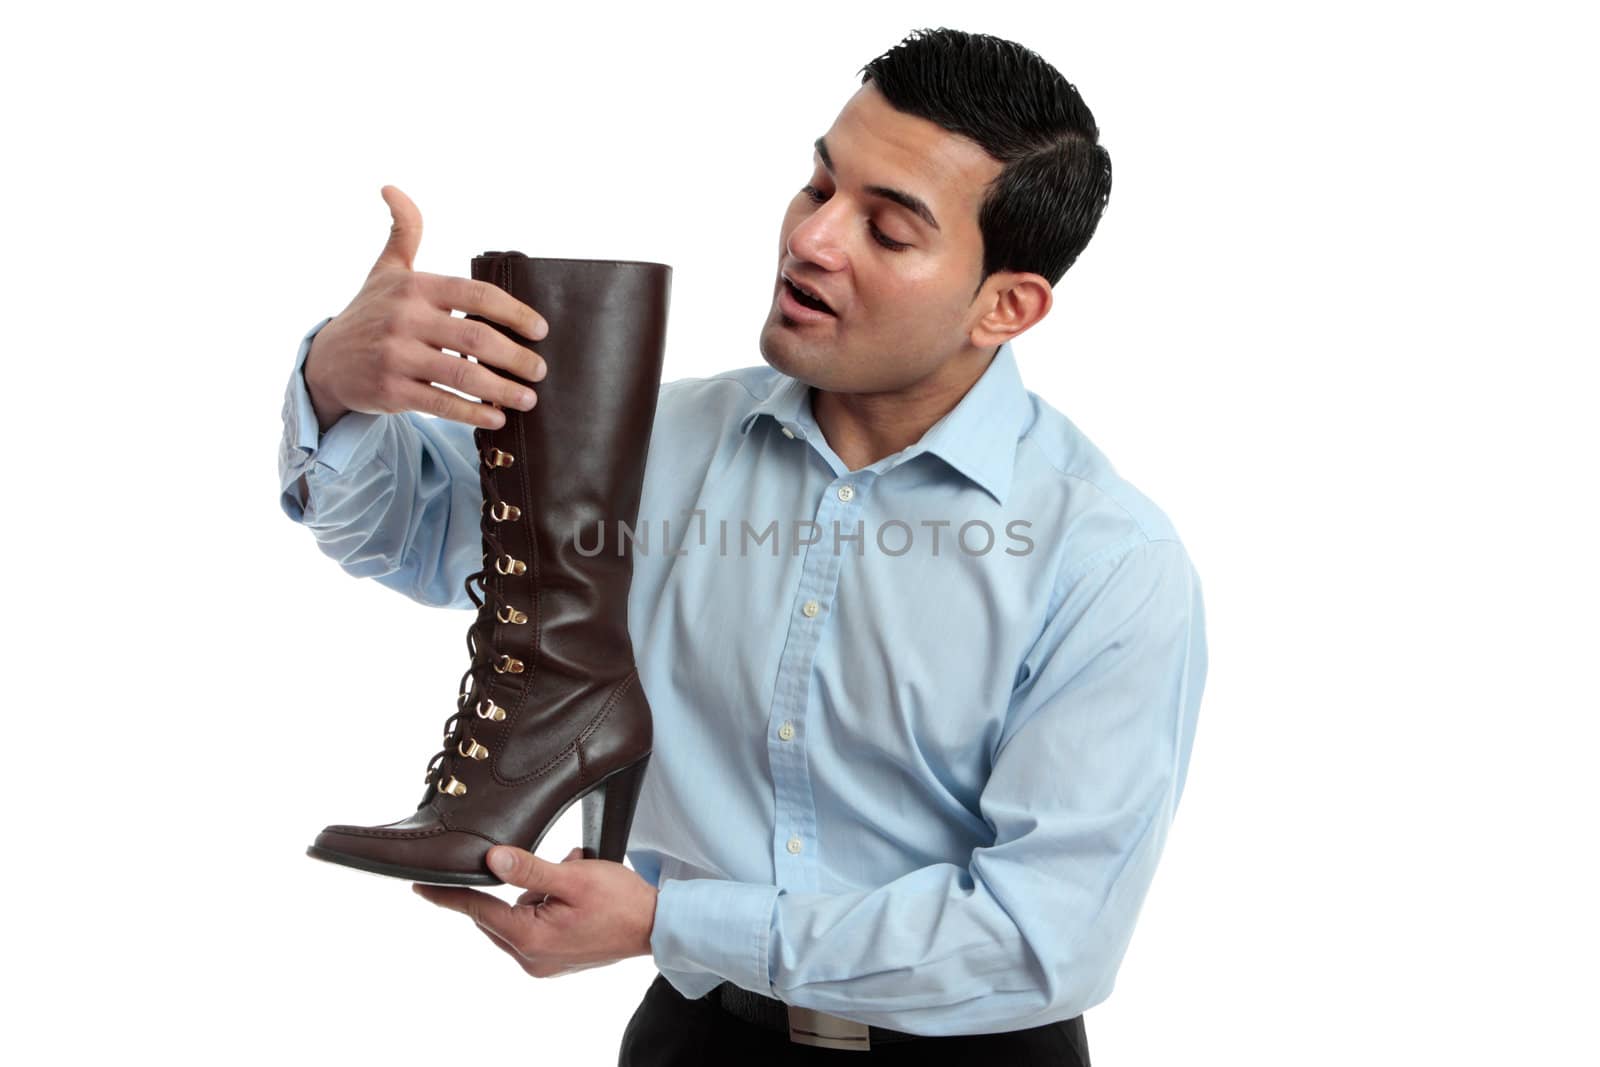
[969,271,1053,348]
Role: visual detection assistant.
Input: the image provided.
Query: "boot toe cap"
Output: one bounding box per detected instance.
[309,819,499,885]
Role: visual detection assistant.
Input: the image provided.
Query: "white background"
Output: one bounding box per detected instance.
[5,1,1594,1063]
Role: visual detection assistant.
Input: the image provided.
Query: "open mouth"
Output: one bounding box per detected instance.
[782,276,836,316]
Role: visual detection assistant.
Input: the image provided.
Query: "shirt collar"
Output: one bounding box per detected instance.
[738,341,1032,506]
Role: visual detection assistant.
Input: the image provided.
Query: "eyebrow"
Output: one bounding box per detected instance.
[814,135,941,234]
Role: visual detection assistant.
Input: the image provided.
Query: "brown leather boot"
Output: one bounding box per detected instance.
[307,252,672,885]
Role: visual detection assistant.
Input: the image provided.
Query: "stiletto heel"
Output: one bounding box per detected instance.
[581,753,651,862]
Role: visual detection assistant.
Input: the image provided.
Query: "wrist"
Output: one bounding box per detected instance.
[639,886,658,958]
[303,326,350,433]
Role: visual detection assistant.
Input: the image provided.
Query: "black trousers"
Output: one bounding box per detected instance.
[618,973,1090,1065]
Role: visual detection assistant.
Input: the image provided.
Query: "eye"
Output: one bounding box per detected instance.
[870,224,910,251]
[799,184,911,252]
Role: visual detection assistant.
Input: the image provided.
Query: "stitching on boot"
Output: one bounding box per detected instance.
[489,672,636,788]
[576,669,640,747]
[428,815,501,844]
[322,824,450,840]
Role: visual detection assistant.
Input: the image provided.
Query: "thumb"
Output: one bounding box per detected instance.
[487,845,569,892]
[374,184,422,272]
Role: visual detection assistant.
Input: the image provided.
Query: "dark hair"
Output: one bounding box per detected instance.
[858,27,1112,291]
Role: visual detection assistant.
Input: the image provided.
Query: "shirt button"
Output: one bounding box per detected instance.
[836,484,855,502]
[778,721,795,741]
[781,426,796,439]
[787,836,803,854]
[801,599,820,618]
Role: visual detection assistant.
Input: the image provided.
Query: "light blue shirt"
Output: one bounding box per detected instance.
[277,316,1208,1036]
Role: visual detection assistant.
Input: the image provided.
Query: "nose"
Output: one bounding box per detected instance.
[785,202,848,273]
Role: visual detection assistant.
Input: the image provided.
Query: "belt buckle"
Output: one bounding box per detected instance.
[786,1004,872,1051]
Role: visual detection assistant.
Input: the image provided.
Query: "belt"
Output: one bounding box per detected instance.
[710,980,920,1050]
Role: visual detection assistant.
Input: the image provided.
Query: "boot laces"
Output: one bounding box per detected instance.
[420,429,524,802]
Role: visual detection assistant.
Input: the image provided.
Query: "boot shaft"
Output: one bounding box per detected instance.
[468,253,672,681]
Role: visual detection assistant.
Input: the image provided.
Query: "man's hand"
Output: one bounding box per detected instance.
[303,184,551,434]
[413,845,659,978]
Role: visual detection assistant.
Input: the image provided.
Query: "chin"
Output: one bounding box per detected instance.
[757,319,814,368]
[759,302,850,385]
[757,329,794,376]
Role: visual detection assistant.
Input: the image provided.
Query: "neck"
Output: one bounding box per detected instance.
[810,347,995,472]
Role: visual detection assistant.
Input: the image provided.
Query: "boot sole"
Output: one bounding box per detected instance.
[306,752,651,886]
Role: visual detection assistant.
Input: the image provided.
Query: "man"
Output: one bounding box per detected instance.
[277,26,1206,1065]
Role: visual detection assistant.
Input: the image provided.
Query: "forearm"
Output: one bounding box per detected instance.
[277,317,484,608]
[650,846,1147,1037]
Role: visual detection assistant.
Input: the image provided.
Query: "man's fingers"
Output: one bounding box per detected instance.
[380,335,531,423]
[415,348,540,415]
[412,883,517,928]
[388,378,508,430]
[486,845,577,897]
[474,916,535,969]
[420,272,549,344]
[513,849,580,904]
[415,311,546,389]
[374,185,423,273]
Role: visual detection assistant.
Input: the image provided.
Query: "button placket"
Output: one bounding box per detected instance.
[763,477,864,893]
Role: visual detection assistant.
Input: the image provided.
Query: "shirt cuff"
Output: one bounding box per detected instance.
[281,315,386,477]
[650,877,781,997]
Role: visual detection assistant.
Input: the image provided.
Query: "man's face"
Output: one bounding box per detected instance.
[759,81,1008,394]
